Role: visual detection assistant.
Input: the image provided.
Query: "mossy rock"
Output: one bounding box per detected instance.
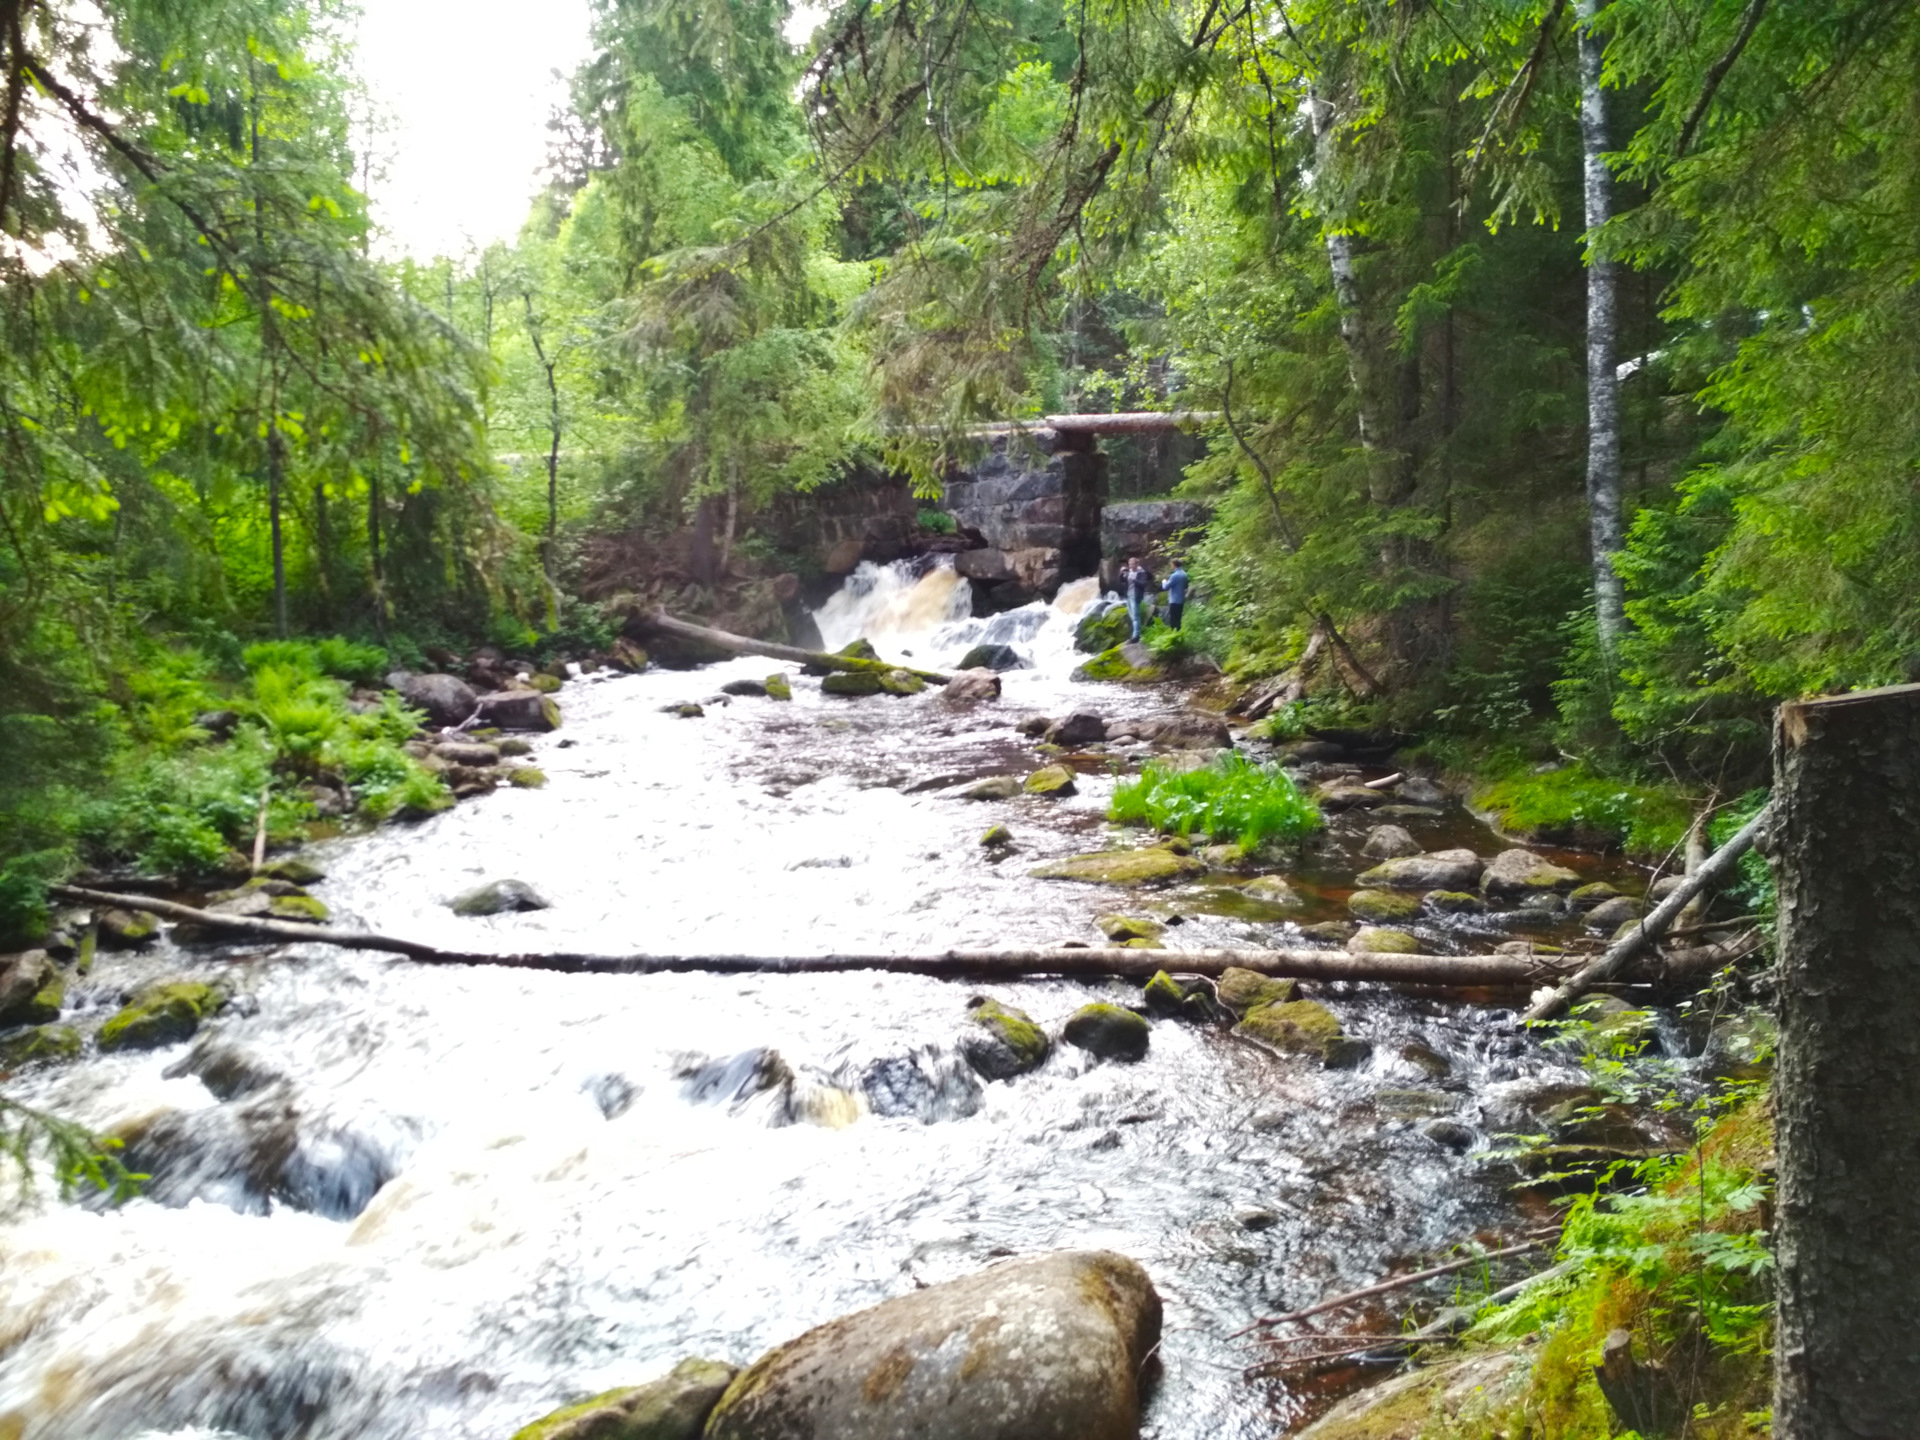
[508,767,549,789]
[1096,914,1164,944]
[801,638,881,675]
[1142,971,1188,1015]
[98,981,226,1052]
[1216,967,1298,1015]
[961,775,1022,801]
[1237,999,1368,1067]
[0,952,65,1027]
[1070,643,1162,683]
[1299,920,1355,945]
[764,674,793,701]
[510,1358,739,1440]
[1024,764,1077,797]
[664,702,706,717]
[1296,1348,1530,1440]
[1348,926,1421,954]
[1567,881,1622,909]
[96,908,160,949]
[1400,1040,1452,1079]
[1347,889,1422,923]
[1243,875,1302,907]
[821,671,883,697]
[269,893,331,923]
[959,998,1051,1080]
[1028,848,1205,887]
[450,879,550,916]
[1062,1003,1151,1062]
[1200,843,1247,868]
[979,824,1013,847]
[258,857,326,885]
[1424,890,1484,915]
[498,738,534,757]
[0,1024,82,1068]
[1375,1089,1456,1120]
[878,669,926,696]
[1072,603,1133,654]
[526,673,564,694]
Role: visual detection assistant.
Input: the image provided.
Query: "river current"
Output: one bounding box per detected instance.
[0,564,1594,1440]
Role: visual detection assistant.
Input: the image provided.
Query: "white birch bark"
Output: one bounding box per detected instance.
[1577,0,1627,656]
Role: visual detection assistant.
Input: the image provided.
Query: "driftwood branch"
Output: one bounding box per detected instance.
[1522,805,1771,1022]
[643,611,953,685]
[1238,1236,1549,1337]
[57,884,1589,984]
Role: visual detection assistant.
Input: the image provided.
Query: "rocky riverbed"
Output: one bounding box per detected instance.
[0,565,1702,1440]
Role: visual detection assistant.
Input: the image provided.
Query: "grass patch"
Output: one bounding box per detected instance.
[1475,762,1694,858]
[1110,752,1322,850]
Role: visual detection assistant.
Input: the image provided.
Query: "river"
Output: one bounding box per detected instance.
[0,563,1604,1440]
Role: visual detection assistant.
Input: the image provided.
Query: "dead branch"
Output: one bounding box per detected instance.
[642,611,954,685]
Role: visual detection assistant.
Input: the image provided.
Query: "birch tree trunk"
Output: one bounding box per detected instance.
[1576,0,1627,657]
[1308,92,1386,461]
[1771,683,1920,1435]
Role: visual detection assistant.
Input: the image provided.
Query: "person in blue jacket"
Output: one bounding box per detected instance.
[1162,560,1190,630]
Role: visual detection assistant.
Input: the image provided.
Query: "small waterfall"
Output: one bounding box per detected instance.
[812,562,974,652]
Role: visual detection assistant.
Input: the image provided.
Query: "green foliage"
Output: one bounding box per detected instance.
[1476,763,1694,859]
[1710,789,1776,920]
[1111,752,1322,850]
[915,508,958,535]
[1,1097,145,1204]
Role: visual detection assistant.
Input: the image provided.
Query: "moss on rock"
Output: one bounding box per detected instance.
[510,1358,740,1440]
[96,909,160,949]
[1424,890,1484,914]
[1062,1003,1151,1062]
[258,858,326,884]
[1070,644,1162,684]
[764,674,793,701]
[1142,971,1187,1015]
[1024,764,1078,797]
[960,998,1051,1080]
[821,671,883,697]
[507,767,549,789]
[1348,926,1422,954]
[1347,889,1422,923]
[1095,914,1164,944]
[979,824,1013,847]
[1236,998,1367,1067]
[1028,849,1204,887]
[878,669,926,696]
[98,981,226,1052]
[0,1024,82,1068]
[268,894,331,923]
[1215,967,1298,1015]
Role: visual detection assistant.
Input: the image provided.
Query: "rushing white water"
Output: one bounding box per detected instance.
[0,563,1573,1440]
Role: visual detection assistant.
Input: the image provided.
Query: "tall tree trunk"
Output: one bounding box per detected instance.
[1308,93,1387,460]
[1771,683,1920,1435]
[523,291,563,627]
[311,479,332,624]
[1577,0,1627,659]
[267,417,286,638]
[250,59,286,640]
[366,461,387,644]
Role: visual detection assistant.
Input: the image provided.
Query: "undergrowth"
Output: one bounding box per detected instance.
[1475,761,1695,859]
[1110,752,1322,849]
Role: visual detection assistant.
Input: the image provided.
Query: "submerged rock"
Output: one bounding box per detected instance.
[1215,967,1298,1015]
[1299,920,1356,945]
[450,879,550,916]
[1028,848,1204,886]
[1023,764,1078,797]
[1567,880,1622,909]
[959,998,1050,1080]
[98,980,225,1051]
[1199,842,1247,868]
[1314,783,1386,811]
[0,951,63,1027]
[960,775,1023,801]
[96,908,161,949]
[258,857,326,885]
[0,1024,81,1068]
[1348,926,1422,954]
[979,824,1013,847]
[720,678,769,697]
[1585,895,1645,930]
[511,1358,740,1440]
[1424,890,1484,915]
[1243,875,1302,907]
[704,1250,1160,1440]
[801,638,881,675]
[435,741,501,766]
[1356,849,1483,890]
[1481,847,1582,898]
[1347,889,1421,923]
[1062,1003,1151,1062]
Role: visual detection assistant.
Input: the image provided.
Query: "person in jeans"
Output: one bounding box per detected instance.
[1162,560,1190,630]
[1123,555,1157,640]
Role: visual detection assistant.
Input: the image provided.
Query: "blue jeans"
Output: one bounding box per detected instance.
[1127,594,1149,639]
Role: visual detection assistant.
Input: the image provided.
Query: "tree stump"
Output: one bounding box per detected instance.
[1773,683,1920,1436]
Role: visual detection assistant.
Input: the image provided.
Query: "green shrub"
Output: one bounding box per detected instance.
[916,508,958,535]
[1110,752,1322,849]
[1476,762,1694,858]
[1711,787,1775,918]
[241,637,389,685]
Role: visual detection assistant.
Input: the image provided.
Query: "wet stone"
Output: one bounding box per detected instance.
[1243,875,1302,907]
[1234,1206,1279,1231]
[1062,1003,1151,1063]
[1096,914,1164,945]
[960,776,1022,801]
[98,980,225,1052]
[959,999,1050,1081]
[1347,889,1421,923]
[979,824,1013,847]
[1024,764,1078,797]
[449,879,550,916]
[1216,967,1298,1016]
[1424,890,1484,915]
[1399,1040,1452,1079]
[1348,926,1421,955]
[510,1358,741,1440]
[1360,824,1421,859]
[1481,847,1583,898]
[1585,895,1645,930]
[1028,849,1205,887]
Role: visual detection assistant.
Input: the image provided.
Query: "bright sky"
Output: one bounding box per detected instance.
[353,2,830,262]
[353,0,597,261]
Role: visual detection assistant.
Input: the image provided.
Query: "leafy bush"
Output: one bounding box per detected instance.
[1110,752,1322,849]
[1710,787,1775,918]
[916,508,958,535]
[241,637,389,685]
[1476,762,1695,858]
[78,730,277,873]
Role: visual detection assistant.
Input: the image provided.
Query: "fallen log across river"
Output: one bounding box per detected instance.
[641,610,955,685]
[50,884,1756,991]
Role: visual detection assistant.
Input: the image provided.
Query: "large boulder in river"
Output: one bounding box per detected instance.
[1062,1003,1151,1062]
[941,669,1003,704]
[1028,848,1204,886]
[473,689,562,732]
[1356,848,1482,891]
[703,1250,1161,1440]
[510,1357,739,1440]
[1073,603,1134,655]
[1122,713,1233,749]
[450,879,550,916]
[98,980,225,1051]
[1045,711,1108,746]
[1481,847,1582,898]
[387,671,478,726]
[0,950,64,1027]
[1360,824,1421,860]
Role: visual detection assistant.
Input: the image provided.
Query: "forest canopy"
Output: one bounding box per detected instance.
[3,0,1918,930]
